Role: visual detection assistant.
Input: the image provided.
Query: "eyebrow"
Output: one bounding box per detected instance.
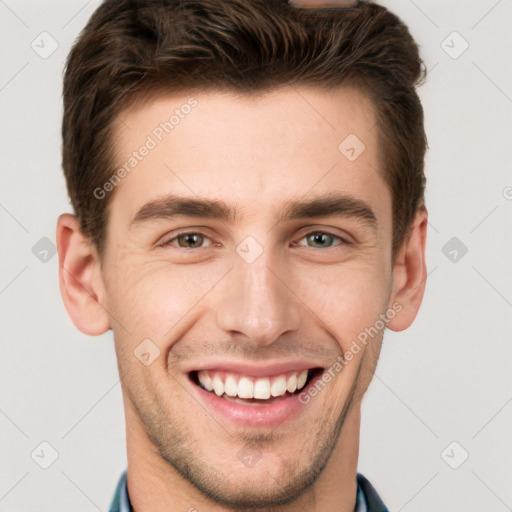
[130,193,378,231]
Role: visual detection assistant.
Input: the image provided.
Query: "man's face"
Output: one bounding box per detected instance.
[101,86,396,506]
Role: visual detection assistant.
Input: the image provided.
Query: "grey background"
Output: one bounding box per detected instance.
[1,0,511,510]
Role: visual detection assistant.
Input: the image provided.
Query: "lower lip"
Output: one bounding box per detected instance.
[189,371,322,428]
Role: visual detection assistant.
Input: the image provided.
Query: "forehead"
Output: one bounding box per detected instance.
[107,85,389,230]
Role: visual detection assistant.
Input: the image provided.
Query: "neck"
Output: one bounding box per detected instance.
[124,400,361,512]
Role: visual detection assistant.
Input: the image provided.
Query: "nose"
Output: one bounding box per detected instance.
[216,245,301,347]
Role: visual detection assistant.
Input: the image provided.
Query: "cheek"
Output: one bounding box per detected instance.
[106,258,227,344]
[291,260,391,352]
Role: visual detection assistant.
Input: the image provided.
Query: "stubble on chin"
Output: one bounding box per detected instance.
[129,356,367,509]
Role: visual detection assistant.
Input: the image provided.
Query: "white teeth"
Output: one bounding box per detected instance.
[197,369,311,400]
[212,375,225,397]
[287,373,298,393]
[271,375,288,397]
[224,374,238,397]
[238,377,254,399]
[253,378,271,399]
[198,371,213,391]
[297,369,308,389]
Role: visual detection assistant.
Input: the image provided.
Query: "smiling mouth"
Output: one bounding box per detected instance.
[189,368,324,405]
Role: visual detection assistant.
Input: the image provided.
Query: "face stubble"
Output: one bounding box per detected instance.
[126,337,380,510]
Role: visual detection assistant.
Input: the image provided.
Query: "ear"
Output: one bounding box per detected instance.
[56,213,111,335]
[387,206,428,332]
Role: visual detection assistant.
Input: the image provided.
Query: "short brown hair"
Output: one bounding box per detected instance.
[62,0,427,261]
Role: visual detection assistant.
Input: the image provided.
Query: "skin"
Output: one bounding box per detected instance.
[57,85,428,512]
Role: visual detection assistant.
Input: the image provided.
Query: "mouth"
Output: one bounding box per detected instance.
[186,366,325,426]
[189,367,324,405]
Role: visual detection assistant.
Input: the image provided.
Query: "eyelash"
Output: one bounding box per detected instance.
[157,230,350,250]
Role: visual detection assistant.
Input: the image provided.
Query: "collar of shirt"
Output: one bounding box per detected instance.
[108,470,389,512]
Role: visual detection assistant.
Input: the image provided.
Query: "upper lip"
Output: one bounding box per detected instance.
[187,360,324,378]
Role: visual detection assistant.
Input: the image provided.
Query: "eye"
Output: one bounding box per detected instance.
[293,231,348,249]
[157,230,349,251]
[158,232,215,249]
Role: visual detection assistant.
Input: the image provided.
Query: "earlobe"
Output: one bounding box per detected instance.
[387,206,428,332]
[56,213,111,336]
